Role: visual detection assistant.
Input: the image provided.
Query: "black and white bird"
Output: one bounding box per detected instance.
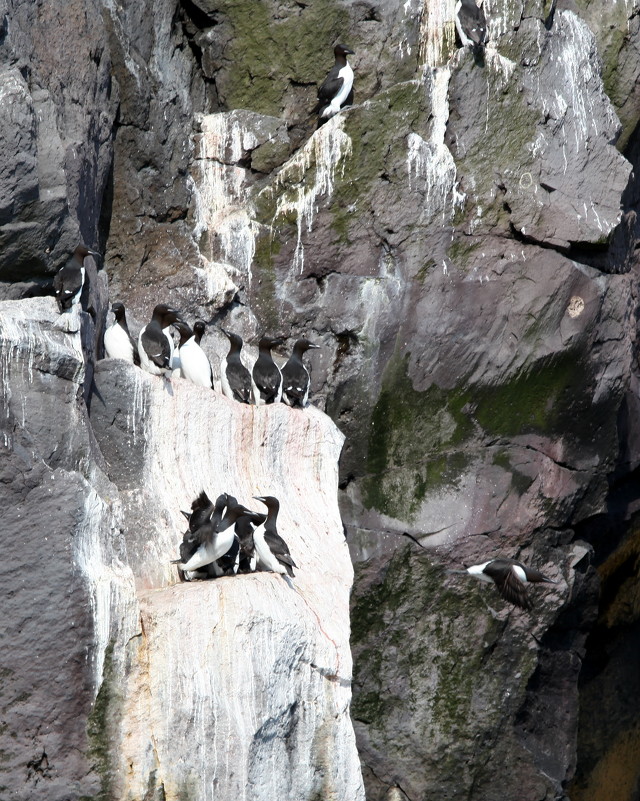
[317,43,355,126]
[235,509,267,573]
[180,490,223,535]
[53,245,100,312]
[174,321,214,388]
[103,302,139,364]
[455,0,487,51]
[281,338,319,408]
[466,557,556,610]
[252,335,285,404]
[220,329,253,403]
[176,496,246,573]
[138,304,181,377]
[252,496,297,578]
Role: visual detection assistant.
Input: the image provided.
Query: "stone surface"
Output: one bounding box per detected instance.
[90,361,363,800]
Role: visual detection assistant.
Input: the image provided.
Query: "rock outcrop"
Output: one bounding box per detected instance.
[0,299,363,800]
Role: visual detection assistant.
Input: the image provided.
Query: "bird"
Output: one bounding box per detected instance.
[220,329,253,403]
[281,338,320,407]
[103,302,140,364]
[317,43,355,126]
[193,320,206,345]
[138,304,182,377]
[252,496,297,578]
[53,245,100,312]
[235,509,267,573]
[176,496,247,573]
[466,557,556,610]
[175,320,214,389]
[180,490,224,534]
[455,0,487,51]
[252,335,285,404]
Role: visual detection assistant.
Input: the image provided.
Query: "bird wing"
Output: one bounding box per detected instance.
[495,567,532,610]
[318,66,343,104]
[457,5,487,45]
[281,364,307,402]
[53,270,64,295]
[263,530,297,568]
[141,328,171,369]
[227,364,252,403]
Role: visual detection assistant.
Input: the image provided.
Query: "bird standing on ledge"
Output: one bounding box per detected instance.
[316,43,355,127]
[53,245,100,312]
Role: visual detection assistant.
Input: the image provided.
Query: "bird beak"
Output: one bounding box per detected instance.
[308,343,320,349]
[253,496,266,503]
[344,47,355,55]
[87,250,102,260]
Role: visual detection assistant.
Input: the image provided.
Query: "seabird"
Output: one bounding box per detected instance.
[175,320,214,389]
[466,557,556,610]
[252,335,285,404]
[177,496,247,573]
[193,320,206,345]
[53,245,100,312]
[103,302,140,364]
[235,509,267,573]
[138,304,181,377]
[252,496,297,578]
[317,43,355,126]
[220,329,253,403]
[281,338,320,408]
[181,490,223,534]
[455,0,487,51]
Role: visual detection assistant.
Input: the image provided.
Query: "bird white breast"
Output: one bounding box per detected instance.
[180,527,235,572]
[162,326,175,363]
[104,323,134,362]
[326,63,354,117]
[253,527,286,575]
[180,339,213,388]
[466,562,494,583]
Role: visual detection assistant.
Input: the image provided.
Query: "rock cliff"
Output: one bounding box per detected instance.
[2,0,640,799]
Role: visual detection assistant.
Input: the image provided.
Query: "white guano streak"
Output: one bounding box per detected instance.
[416,0,456,68]
[270,117,352,274]
[193,114,257,288]
[406,67,465,220]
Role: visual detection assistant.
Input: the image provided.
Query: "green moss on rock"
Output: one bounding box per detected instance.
[361,353,473,518]
[217,0,349,114]
[87,642,117,801]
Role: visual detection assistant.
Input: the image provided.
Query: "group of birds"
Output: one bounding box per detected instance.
[103,301,320,407]
[173,491,296,582]
[54,8,553,609]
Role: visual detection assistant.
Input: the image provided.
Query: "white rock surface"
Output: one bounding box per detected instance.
[91,365,365,800]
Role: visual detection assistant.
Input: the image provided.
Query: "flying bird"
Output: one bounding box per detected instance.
[466,557,556,610]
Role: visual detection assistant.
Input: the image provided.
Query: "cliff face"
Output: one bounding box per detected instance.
[2,0,640,799]
[0,298,362,800]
